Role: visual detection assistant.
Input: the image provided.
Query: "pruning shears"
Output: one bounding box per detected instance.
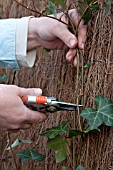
[22,95,83,113]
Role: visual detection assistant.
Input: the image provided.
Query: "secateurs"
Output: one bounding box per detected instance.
[22,95,83,113]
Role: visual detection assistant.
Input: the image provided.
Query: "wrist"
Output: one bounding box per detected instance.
[27,18,40,50]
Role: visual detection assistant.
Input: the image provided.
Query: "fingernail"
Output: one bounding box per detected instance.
[69,39,76,47]
[34,88,42,95]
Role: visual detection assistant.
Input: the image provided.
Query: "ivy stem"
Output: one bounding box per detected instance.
[81,50,84,106]
[0,133,10,170]
[7,133,18,170]
[75,49,82,130]
[13,0,70,27]
[72,48,81,170]
[65,139,73,169]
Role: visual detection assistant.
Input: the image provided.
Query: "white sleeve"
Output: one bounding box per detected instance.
[16,16,36,68]
[0,18,19,70]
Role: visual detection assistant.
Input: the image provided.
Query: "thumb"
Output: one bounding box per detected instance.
[18,87,42,97]
[55,26,78,48]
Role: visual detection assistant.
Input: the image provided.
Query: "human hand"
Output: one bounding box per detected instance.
[28,9,87,66]
[0,84,47,132]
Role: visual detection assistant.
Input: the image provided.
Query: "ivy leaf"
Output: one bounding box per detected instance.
[6,139,20,150]
[75,165,85,170]
[41,120,72,139]
[78,0,99,23]
[62,166,69,170]
[68,129,90,138]
[46,1,57,16]
[47,135,70,163]
[68,129,99,138]
[81,95,113,130]
[16,149,45,162]
[6,139,32,150]
[50,0,65,8]
[90,3,99,10]
[0,74,8,83]
[86,0,94,5]
[105,0,111,15]
[20,140,32,144]
[84,61,91,68]
[82,8,92,24]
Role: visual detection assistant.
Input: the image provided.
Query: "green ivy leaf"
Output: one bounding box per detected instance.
[6,139,20,150]
[82,8,92,24]
[69,129,99,138]
[41,120,72,139]
[90,3,99,10]
[81,95,113,130]
[20,140,32,144]
[47,135,70,163]
[78,0,96,6]
[16,149,45,162]
[50,0,65,8]
[62,166,69,170]
[85,0,94,5]
[46,1,57,16]
[68,129,89,138]
[78,0,99,23]
[105,0,111,15]
[84,61,91,68]
[6,139,32,150]
[75,165,85,170]
[0,74,8,83]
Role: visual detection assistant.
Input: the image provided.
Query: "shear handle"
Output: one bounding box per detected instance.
[22,96,47,104]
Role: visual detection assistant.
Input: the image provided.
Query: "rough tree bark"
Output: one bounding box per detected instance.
[0,1,113,170]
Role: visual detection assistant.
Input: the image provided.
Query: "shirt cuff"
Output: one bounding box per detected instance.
[16,16,36,68]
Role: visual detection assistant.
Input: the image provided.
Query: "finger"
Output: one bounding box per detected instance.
[68,9,87,50]
[8,129,20,133]
[73,57,77,67]
[78,21,87,50]
[21,123,32,130]
[55,10,78,48]
[68,9,79,27]
[18,87,42,97]
[25,107,47,124]
[8,123,32,132]
[60,13,68,24]
[54,25,78,48]
[66,49,76,61]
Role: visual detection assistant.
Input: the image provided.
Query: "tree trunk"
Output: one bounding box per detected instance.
[0,1,113,170]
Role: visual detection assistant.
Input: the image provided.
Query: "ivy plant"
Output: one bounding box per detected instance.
[47,135,70,163]
[0,74,8,83]
[40,95,113,169]
[75,165,85,170]
[46,1,57,16]
[40,120,72,139]
[106,0,112,15]
[16,149,45,162]
[81,95,113,130]
[6,139,32,150]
